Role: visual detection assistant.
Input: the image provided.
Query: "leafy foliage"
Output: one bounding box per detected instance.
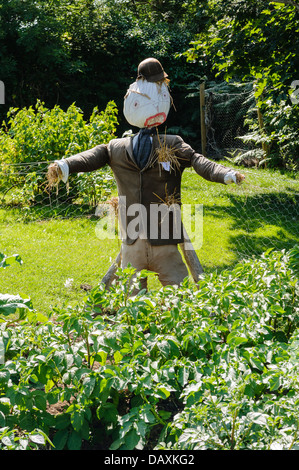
[183,0,299,169]
[0,100,117,207]
[1,0,297,167]
[239,98,299,170]
[0,0,200,128]
[0,100,118,165]
[0,247,298,450]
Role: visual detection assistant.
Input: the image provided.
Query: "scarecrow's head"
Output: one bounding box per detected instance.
[123,58,171,129]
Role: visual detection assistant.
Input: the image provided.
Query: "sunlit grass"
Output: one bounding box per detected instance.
[0,162,298,313]
[182,162,299,271]
[0,216,120,312]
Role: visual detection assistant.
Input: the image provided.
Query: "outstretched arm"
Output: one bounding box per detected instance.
[47,144,110,186]
[191,153,245,185]
[172,136,245,185]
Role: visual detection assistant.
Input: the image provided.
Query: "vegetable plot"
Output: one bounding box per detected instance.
[0,247,298,450]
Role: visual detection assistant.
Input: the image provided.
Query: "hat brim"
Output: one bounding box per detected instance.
[137,71,168,83]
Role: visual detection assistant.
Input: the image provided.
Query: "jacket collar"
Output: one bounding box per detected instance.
[125,132,159,169]
[124,135,135,162]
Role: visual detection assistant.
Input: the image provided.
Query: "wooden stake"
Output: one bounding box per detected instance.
[101,251,121,289]
[200,82,206,156]
[180,226,204,281]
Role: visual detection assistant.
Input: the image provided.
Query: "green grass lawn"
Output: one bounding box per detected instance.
[0,162,298,313]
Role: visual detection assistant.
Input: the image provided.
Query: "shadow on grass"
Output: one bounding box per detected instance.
[201,188,299,272]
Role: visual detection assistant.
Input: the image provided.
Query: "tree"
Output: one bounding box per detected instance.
[0,0,87,110]
[183,0,299,168]
[0,0,207,142]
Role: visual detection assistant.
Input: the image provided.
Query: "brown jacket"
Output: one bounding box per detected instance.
[65,134,231,245]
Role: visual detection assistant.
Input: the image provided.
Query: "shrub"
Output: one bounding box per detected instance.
[0,100,118,208]
[0,100,118,164]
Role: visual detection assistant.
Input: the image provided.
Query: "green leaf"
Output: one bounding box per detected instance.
[34,393,47,412]
[109,437,124,450]
[97,403,118,424]
[94,350,107,365]
[155,386,173,399]
[1,434,14,447]
[0,371,10,385]
[124,429,140,450]
[114,350,123,364]
[178,366,189,387]
[0,294,33,315]
[29,432,45,446]
[67,431,82,450]
[82,376,96,397]
[0,410,5,427]
[250,357,264,371]
[269,375,282,391]
[140,406,156,424]
[247,412,269,426]
[0,253,23,269]
[159,410,172,421]
[54,413,70,430]
[227,331,248,347]
[53,429,68,450]
[70,405,85,432]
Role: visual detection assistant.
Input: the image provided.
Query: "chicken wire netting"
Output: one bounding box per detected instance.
[0,155,298,268]
[203,81,256,161]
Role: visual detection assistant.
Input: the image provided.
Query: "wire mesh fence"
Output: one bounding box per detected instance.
[0,156,298,268]
[204,83,256,161]
[0,160,115,221]
[0,85,298,270]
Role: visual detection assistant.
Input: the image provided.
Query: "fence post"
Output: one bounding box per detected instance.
[200,82,206,156]
[257,105,270,162]
[0,337,4,364]
[0,81,4,104]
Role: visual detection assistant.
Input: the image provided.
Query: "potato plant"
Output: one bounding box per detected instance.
[0,247,298,450]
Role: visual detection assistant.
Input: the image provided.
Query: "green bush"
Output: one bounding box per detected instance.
[0,247,298,450]
[0,100,118,208]
[239,99,299,170]
[0,99,118,164]
[0,253,52,449]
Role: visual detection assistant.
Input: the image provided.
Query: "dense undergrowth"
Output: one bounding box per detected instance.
[0,247,298,450]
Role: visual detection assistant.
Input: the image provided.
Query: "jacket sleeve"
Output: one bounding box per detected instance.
[65,144,110,174]
[174,136,231,184]
[191,152,231,184]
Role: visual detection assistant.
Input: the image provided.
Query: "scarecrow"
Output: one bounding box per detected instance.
[47,58,245,290]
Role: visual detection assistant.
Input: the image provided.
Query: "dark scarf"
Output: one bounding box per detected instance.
[133,128,153,169]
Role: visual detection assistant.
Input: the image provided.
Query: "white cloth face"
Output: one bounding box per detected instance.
[123,79,171,129]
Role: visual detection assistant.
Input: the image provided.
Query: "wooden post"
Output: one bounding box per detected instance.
[180,226,204,282]
[101,251,121,289]
[200,82,206,156]
[257,106,269,159]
